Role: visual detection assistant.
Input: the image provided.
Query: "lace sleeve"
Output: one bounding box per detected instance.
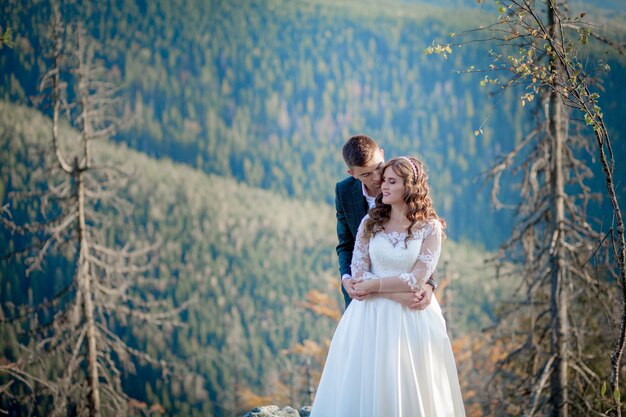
[398,220,442,289]
[350,215,378,281]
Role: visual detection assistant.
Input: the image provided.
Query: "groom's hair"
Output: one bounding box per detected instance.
[342,134,380,168]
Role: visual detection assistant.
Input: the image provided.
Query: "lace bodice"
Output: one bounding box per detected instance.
[350,215,442,291]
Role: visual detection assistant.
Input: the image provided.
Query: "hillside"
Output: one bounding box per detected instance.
[2,0,624,250]
[0,102,495,416]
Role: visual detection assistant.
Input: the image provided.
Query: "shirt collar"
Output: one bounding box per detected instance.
[361,183,377,209]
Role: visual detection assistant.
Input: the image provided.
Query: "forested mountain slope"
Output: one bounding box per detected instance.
[0,102,495,416]
[2,0,624,249]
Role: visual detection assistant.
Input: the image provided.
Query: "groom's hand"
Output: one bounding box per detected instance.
[343,278,368,301]
[386,292,422,309]
[412,284,433,310]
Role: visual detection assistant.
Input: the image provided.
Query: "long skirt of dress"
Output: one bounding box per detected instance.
[310,295,466,417]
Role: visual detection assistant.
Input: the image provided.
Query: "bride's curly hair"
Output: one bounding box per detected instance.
[364,156,446,244]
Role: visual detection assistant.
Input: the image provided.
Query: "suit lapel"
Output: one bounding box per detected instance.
[350,180,368,234]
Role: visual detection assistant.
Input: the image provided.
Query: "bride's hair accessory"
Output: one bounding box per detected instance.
[399,156,418,183]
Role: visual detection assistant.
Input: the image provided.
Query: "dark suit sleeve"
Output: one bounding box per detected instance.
[335,182,354,278]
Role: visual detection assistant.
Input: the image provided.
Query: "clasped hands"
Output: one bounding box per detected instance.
[343,278,432,310]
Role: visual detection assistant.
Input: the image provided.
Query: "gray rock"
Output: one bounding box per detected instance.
[243,405,301,417]
[243,405,312,417]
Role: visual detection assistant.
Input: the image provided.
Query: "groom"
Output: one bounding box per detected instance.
[335,134,437,309]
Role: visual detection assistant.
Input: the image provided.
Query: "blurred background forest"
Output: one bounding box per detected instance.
[1,0,625,416]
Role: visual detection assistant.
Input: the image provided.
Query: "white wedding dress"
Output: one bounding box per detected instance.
[311,216,465,417]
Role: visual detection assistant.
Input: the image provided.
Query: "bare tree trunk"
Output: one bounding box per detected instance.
[1,9,183,415]
[445,0,625,413]
[547,3,569,416]
[49,4,70,173]
[77,165,100,417]
[591,117,626,417]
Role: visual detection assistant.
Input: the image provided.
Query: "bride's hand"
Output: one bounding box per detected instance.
[353,279,380,294]
[344,278,368,300]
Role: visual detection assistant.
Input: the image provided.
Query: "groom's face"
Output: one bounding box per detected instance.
[348,149,385,196]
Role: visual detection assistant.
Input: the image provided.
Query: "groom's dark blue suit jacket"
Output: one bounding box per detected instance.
[335,176,369,309]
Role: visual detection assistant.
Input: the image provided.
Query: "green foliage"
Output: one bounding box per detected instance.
[0,26,13,48]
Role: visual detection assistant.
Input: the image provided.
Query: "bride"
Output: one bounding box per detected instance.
[311,156,465,417]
